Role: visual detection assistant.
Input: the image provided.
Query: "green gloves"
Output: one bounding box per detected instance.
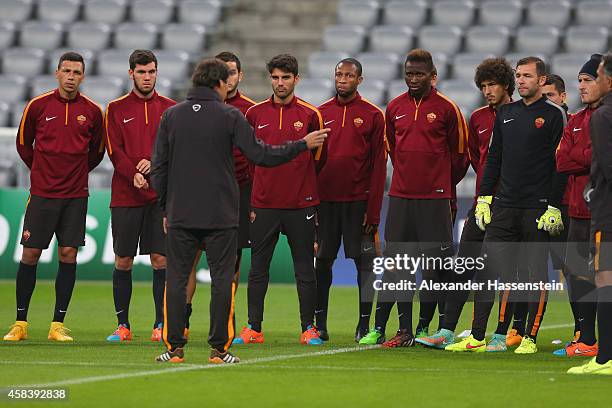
[537,205,564,236]
[475,195,493,231]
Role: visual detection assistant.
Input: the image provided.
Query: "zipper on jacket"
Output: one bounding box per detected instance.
[65,103,68,126]
[341,106,347,127]
[414,98,423,121]
[144,101,149,125]
[279,107,283,130]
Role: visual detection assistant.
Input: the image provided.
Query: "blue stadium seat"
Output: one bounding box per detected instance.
[308,51,350,79]
[526,0,571,27]
[431,0,475,29]
[418,25,463,55]
[576,0,612,26]
[2,48,46,77]
[465,26,510,54]
[324,25,366,54]
[383,0,427,28]
[370,25,413,54]
[0,22,15,50]
[452,52,495,80]
[161,24,206,53]
[479,0,523,28]
[515,26,560,55]
[337,0,380,28]
[358,79,386,106]
[296,78,334,107]
[131,0,175,25]
[565,26,609,54]
[19,21,64,51]
[80,76,125,108]
[37,0,81,23]
[0,0,33,23]
[67,22,112,52]
[46,49,94,75]
[0,75,27,104]
[358,52,401,81]
[84,0,128,24]
[178,0,222,26]
[114,23,158,50]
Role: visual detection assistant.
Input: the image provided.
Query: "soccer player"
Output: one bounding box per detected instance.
[568,53,612,375]
[3,52,104,342]
[417,57,514,351]
[184,51,256,337]
[233,54,327,345]
[555,54,603,358]
[151,58,328,363]
[445,57,567,354]
[359,49,468,347]
[315,58,386,342]
[104,50,176,342]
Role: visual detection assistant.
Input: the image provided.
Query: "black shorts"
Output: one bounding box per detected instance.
[592,229,612,273]
[237,182,252,249]
[565,217,591,279]
[111,202,166,257]
[316,200,374,259]
[20,195,88,249]
[549,205,569,270]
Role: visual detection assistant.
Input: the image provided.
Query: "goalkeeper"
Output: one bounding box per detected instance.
[445,57,568,354]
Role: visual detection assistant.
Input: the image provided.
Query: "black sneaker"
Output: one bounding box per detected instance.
[155,347,184,363]
[318,329,330,341]
[382,329,415,348]
[354,326,369,343]
[209,348,240,364]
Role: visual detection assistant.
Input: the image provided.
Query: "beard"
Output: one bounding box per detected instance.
[134,79,156,96]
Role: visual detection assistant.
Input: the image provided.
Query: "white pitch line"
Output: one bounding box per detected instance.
[253,364,562,375]
[15,345,378,388]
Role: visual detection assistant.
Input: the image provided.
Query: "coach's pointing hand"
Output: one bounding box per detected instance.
[303,128,329,150]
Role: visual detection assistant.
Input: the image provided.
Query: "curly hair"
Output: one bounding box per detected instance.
[474,57,515,96]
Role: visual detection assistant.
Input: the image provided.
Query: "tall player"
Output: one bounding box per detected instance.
[184,51,256,337]
[4,52,104,342]
[359,49,468,347]
[233,54,327,345]
[417,57,514,350]
[104,50,176,342]
[315,58,386,342]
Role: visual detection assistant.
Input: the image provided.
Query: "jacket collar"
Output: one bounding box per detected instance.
[334,91,362,107]
[186,86,223,102]
[53,88,80,103]
[128,89,158,103]
[267,94,298,109]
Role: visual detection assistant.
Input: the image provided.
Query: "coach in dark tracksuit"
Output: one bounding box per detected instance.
[150,58,328,364]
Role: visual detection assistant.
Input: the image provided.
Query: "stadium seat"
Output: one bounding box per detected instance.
[515,26,560,55]
[67,22,112,52]
[308,51,350,79]
[114,23,158,50]
[0,0,33,23]
[479,0,523,28]
[452,53,495,81]
[296,78,334,107]
[131,0,175,24]
[418,26,463,55]
[31,75,59,97]
[96,49,133,78]
[388,79,407,100]
[10,101,27,127]
[161,24,206,53]
[465,26,510,54]
[432,52,449,80]
[526,0,571,27]
[358,79,386,106]
[576,0,612,26]
[431,0,475,29]
[47,48,94,75]
[370,25,413,54]
[551,53,592,86]
[337,0,380,28]
[153,50,190,81]
[0,75,27,104]
[80,76,125,108]
[504,52,549,70]
[358,52,401,81]
[437,80,482,115]
[19,21,63,51]
[0,22,15,50]
[155,78,173,98]
[383,0,427,28]
[178,0,222,26]
[83,0,127,24]
[323,25,366,54]
[2,48,46,77]
[37,0,81,23]
[565,26,609,54]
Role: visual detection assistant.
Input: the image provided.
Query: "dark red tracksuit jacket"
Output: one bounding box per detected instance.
[226,90,257,186]
[105,90,176,207]
[317,93,387,225]
[468,104,497,206]
[386,88,469,200]
[556,107,593,219]
[16,89,105,198]
[246,95,326,209]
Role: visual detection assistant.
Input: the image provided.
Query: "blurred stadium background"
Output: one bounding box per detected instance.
[0,0,609,279]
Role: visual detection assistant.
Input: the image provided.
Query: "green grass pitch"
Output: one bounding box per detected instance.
[1,280,611,407]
